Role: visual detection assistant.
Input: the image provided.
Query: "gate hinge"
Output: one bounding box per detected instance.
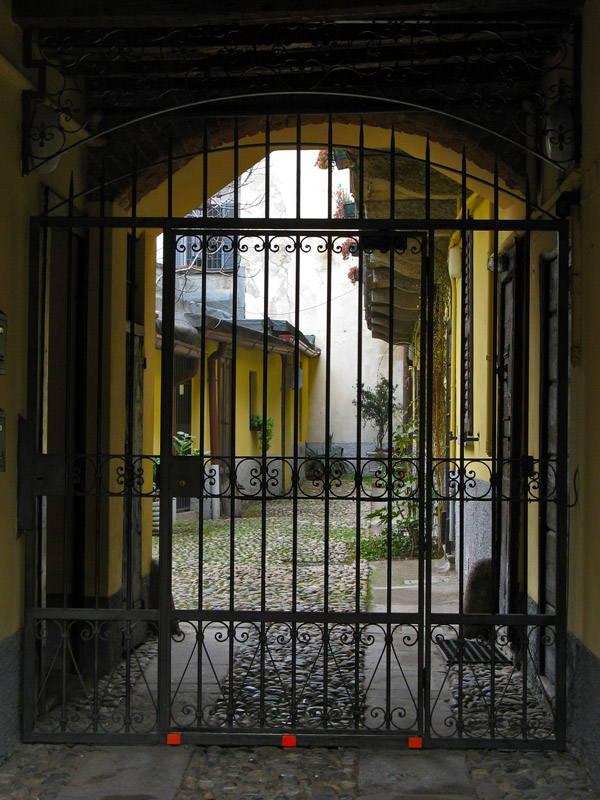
[556,190,580,219]
[17,415,35,536]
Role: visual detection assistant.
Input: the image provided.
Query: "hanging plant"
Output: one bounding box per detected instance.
[348,265,360,284]
[315,149,329,169]
[341,238,358,260]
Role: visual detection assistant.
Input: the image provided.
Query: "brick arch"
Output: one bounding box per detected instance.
[95,109,525,210]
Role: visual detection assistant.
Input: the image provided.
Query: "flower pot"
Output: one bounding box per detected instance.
[333,149,350,169]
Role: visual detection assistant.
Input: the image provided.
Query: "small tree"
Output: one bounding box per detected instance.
[365,415,420,558]
[354,377,400,452]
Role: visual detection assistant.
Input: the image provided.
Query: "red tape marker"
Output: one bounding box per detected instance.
[282,734,297,748]
[167,733,181,746]
[408,736,423,749]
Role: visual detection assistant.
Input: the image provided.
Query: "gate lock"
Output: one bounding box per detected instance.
[169,456,203,497]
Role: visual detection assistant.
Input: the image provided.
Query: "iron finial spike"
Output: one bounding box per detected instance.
[462,146,467,220]
[167,130,173,219]
[100,154,106,216]
[131,142,138,218]
[202,118,208,218]
[68,172,74,216]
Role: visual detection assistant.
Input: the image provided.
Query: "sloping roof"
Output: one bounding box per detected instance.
[155,314,320,358]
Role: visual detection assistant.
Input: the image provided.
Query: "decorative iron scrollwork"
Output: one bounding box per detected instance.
[22,17,578,174]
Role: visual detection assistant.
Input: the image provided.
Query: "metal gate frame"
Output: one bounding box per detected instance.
[21,129,570,748]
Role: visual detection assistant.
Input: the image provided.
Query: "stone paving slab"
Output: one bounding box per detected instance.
[2,742,600,799]
[54,745,192,800]
[358,795,474,800]
[358,750,472,796]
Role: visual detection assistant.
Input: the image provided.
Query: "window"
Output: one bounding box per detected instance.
[175,199,236,273]
[249,370,258,420]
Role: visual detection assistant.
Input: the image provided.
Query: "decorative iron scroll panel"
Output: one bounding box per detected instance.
[22,131,569,748]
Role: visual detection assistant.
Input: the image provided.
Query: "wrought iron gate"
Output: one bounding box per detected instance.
[22,121,569,747]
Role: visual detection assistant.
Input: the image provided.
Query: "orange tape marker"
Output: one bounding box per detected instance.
[167,733,181,746]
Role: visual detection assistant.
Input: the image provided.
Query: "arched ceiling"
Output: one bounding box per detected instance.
[15,3,580,190]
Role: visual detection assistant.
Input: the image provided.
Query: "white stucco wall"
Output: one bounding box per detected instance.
[240,150,405,453]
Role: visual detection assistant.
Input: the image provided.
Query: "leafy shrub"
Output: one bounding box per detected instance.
[250,414,274,452]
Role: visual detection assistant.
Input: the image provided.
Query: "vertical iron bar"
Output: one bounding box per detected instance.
[58,176,76,732]
[417,238,428,739]
[354,120,365,728]
[260,119,271,729]
[23,222,41,737]
[385,129,396,731]
[292,225,301,727]
[323,118,334,729]
[259,232,269,727]
[457,149,468,738]
[158,211,176,736]
[327,116,333,221]
[423,135,431,740]
[95,162,106,610]
[521,183,532,737]
[490,161,500,739]
[290,116,302,729]
[196,122,208,724]
[228,117,240,726]
[92,159,107,733]
[425,249,435,738]
[554,219,570,749]
[125,238,136,615]
[62,176,75,611]
[168,130,173,220]
[123,149,138,733]
[324,234,333,729]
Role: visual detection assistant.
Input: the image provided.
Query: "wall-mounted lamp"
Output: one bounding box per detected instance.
[544,97,575,163]
[29,104,63,174]
[448,245,462,280]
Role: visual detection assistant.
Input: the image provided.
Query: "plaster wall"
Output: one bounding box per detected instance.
[568,0,600,662]
[241,150,406,451]
[0,0,88,646]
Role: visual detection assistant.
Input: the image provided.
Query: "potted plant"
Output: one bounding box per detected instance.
[333,185,356,219]
[250,414,274,451]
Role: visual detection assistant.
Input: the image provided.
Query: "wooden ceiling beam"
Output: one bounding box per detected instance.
[13,0,582,28]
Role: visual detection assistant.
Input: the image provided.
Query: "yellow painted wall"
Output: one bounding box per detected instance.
[154,340,308,460]
[449,194,562,607]
[0,0,88,641]
[566,0,600,657]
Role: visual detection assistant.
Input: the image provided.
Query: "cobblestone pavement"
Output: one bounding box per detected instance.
[1,742,599,800]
